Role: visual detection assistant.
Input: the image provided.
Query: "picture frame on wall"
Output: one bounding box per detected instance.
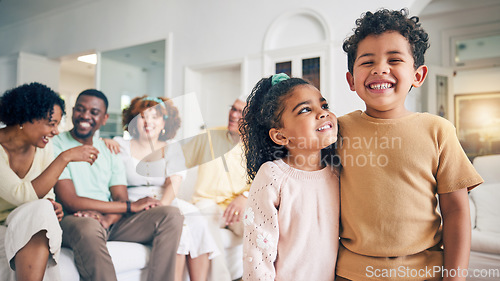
[455,92,500,161]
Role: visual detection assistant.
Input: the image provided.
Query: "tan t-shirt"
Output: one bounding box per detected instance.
[182,127,249,209]
[337,111,483,280]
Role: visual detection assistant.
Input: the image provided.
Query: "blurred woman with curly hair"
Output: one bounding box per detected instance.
[105,95,219,281]
[0,82,99,281]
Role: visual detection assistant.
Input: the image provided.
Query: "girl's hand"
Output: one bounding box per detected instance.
[131,197,161,212]
[48,198,64,221]
[102,138,121,154]
[62,145,100,165]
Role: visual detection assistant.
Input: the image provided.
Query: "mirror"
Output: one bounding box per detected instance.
[98,39,166,138]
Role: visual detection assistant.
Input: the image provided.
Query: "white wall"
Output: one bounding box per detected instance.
[0,0,423,119]
[59,70,95,130]
[99,57,148,112]
[0,55,17,94]
[419,3,500,122]
[454,67,500,95]
[420,4,500,68]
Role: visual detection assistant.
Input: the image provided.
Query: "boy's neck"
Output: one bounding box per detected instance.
[365,107,413,119]
[282,150,324,171]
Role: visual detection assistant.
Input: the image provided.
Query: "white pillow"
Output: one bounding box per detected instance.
[470,183,500,233]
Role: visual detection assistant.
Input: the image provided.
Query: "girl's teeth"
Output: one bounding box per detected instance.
[317,124,331,131]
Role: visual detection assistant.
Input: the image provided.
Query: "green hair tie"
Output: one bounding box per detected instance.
[142,96,165,106]
[271,73,290,86]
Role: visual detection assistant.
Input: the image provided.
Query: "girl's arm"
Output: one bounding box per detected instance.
[160,175,183,206]
[439,188,470,281]
[243,163,280,281]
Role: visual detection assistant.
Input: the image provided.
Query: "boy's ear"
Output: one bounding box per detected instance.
[412,65,428,88]
[269,128,289,146]
[346,72,355,91]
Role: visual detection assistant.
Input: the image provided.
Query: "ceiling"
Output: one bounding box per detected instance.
[1,0,498,78]
[2,0,499,29]
[60,40,165,78]
[0,0,165,78]
[0,0,93,28]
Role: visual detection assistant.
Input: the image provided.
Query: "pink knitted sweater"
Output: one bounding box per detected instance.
[242,159,339,281]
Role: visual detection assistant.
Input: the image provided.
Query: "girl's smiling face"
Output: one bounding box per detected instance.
[346,31,428,118]
[271,84,337,154]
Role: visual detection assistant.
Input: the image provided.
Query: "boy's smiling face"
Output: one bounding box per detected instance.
[346,31,428,119]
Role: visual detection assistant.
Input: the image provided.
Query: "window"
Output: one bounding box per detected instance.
[274,56,321,90]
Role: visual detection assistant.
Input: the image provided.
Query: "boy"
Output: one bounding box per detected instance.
[337,9,483,281]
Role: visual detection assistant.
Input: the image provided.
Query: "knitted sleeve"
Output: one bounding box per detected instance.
[242,162,281,281]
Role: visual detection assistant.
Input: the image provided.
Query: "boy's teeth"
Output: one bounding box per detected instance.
[370,83,392,89]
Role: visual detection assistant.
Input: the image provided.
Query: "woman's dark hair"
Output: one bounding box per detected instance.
[0,82,65,126]
[343,8,430,73]
[122,95,181,141]
[239,76,310,182]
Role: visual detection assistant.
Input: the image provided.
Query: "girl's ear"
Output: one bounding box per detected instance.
[412,65,428,88]
[269,128,289,146]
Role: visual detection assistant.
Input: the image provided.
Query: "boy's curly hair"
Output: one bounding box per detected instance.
[343,8,430,73]
[122,95,181,141]
[239,76,311,182]
[0,82,65,126]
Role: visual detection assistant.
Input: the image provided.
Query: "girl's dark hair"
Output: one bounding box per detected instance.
[0,82,65,126]
[122,95,181,141]
[343,8,430,73]
[239,76,310,182]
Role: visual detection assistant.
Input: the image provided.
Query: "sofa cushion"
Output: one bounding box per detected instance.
[471,229,500,254]
[59,241,150,281]
[470,183,500,233]
[473,154,500,184]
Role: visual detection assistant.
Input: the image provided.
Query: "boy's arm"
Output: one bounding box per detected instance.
[439,188,470,281]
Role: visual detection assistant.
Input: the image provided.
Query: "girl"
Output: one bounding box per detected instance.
[239,73,340,281]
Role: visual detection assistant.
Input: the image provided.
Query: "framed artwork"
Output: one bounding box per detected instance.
[455,92,500,161]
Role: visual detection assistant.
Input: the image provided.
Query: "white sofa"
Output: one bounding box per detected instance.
[59,166,243,281]
[467,154,500,281]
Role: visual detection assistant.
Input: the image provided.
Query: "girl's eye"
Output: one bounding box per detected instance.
[298,107,311,114]
[322,103,329,110]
